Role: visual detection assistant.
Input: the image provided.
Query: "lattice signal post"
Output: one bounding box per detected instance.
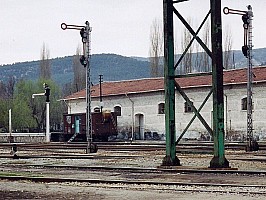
[61,22,97,153]
[224,5,257,151]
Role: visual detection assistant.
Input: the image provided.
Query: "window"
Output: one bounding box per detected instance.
[241,97,247,110]
[184,101,193,113]
[158,103,165,114]
[114,106,121,116]
[94,107,100,113]
[241,97,253,110]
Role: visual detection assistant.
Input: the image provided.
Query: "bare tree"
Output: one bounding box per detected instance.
[72,46,86,92]
[223,25,233,70]
[194,42,204,72]
[149,18,163,77]
[0,76,15,99]
[193,21,204,72]
[202,20,211,72]
[0,81,6,99]
[39,43,51,79]
[181,18,194,74]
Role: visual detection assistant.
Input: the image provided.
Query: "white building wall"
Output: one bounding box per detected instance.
[66,83,266,141]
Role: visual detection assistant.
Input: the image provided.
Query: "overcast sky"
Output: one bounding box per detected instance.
[0,0,265,65]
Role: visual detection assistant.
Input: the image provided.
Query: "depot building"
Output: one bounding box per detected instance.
[62,66,266,141]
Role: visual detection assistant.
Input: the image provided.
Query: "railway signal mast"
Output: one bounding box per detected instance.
[224,5,258,151]
[61,21,96,153]
[32,83,50,142]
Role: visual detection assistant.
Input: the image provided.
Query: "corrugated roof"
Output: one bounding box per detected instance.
[64,66,266,100]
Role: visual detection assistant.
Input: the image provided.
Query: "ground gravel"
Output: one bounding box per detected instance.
[0,147,266,199]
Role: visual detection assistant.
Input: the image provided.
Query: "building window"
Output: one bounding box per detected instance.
[241,97,247,110]
[158,103,165,114]
[184,101,193,113]
[114,106,121,116]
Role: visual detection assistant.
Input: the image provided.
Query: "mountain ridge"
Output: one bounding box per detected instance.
[1,48,266,86]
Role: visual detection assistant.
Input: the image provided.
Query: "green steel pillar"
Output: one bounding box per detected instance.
[209,0,229,168]
[162,0,180,166]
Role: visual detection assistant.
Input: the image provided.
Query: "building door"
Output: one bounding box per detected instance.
[135,114,144,140]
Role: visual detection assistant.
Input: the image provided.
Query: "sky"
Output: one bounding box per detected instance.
[0,0,265,65]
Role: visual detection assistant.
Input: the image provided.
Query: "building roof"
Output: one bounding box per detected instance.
[64,66,266,100]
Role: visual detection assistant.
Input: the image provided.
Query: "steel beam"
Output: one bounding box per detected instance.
[176,88,213,144]
[174,81,213,136]
[162,0,229,168]
[162,0,180,166]
[173,8,212,66]
[209,0,229,168]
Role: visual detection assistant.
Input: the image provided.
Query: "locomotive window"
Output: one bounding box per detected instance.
[158,103,165,114]
[114,106,121,116]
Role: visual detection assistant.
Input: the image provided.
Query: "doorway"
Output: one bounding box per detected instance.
[135,114,144,140]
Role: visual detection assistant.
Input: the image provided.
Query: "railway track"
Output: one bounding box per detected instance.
[0,165,266,195]
[0,142,266,198]
[1,141,266,151]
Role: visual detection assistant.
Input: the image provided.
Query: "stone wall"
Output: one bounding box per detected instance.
[0,133,46,143]
[66,83,266,141]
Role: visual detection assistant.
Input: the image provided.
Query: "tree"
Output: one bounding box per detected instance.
[0,76,15,99]
[223,25,233,70]
[0,77,15,131]
[72,46,86,92]
[12,80,37,131]
[202,20,211,72]
[40,43,51,79]
[0,99,10,131]
[149,18,163,77]
[181,18,194,74]
[12,79,62,132]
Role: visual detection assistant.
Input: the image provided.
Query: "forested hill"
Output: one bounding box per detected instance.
[1,48,266,86]
[0,54,151,85]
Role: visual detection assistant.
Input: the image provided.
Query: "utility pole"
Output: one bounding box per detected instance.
[223,5,258,151]
[61,21,97,153]
[99,75,103,113]
[9,109,12,142]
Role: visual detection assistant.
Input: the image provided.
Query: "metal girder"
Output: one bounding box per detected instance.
[173,7,212,65]
[162,0,229,168]
[174,9,212,70]
[176,88,213,144]
[174,72,212,78]
[175,11,211,69]
[209,0,229,168]
[173,0,189,3]
[174,81,213,136]
[162,0,180,166]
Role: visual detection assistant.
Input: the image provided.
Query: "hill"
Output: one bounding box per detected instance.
[1,48,266,86]
[0,54,151,85]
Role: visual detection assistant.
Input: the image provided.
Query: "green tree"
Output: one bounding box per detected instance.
[12,96,36,131]
[12,80,39,131]
[13,79,62,132]
[0,99,10,131]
